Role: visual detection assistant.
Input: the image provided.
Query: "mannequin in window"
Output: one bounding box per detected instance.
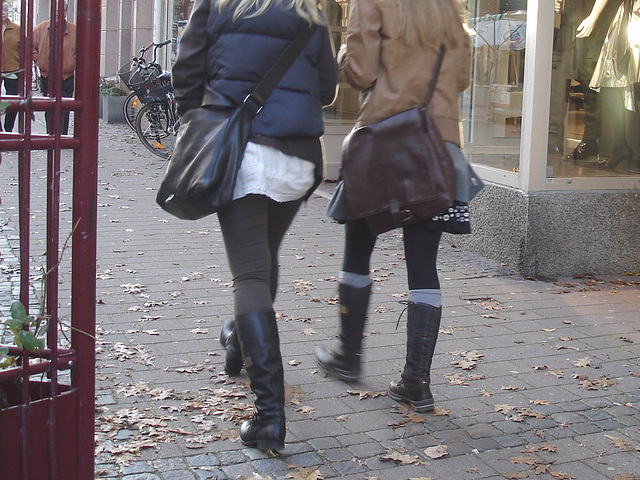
[565,0,623,161]
[589,0,637,169]
[628,1,640,173]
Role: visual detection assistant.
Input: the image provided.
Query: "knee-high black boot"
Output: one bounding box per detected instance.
[235,310,285,451]
[388,303,441,412]
[219,320,243,376]
[315,283,371,381]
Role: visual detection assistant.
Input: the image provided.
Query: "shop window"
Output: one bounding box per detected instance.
[172,0,194,63]
[547,0,640,177]
[463,0,526,173]
[323,0,359,123]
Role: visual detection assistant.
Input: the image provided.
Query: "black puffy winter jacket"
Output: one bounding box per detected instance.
[172,0,338,138]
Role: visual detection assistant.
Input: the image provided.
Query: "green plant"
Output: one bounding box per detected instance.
[100,79,126,96]
[0,300,47,369]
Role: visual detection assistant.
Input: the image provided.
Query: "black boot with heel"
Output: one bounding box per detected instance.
[315,283,371,381]
[235,310,286,451]
[388,302,441,412]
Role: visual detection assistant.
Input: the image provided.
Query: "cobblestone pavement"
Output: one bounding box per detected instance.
[1,121,639,479]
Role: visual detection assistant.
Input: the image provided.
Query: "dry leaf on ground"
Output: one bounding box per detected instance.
[549,472,576,479]
[424,445,448,459]
[504,472,528,479]
[522,444,557,453]
[379,449,423,465]
[285,467,323,480]
[605,435,631,449]
[432,406,450,416]
[615,473,640,480]
[346,389,387,400]
[571,357,592,368]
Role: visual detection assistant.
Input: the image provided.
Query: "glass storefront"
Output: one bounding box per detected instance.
[166,0,640,181]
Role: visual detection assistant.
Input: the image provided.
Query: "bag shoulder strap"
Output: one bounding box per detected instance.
[244,24,318,113]
[423,44,446,108]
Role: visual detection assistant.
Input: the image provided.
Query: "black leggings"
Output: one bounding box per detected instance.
[342,218,441,290]
[2,77,18,132]
[217,194,303,315]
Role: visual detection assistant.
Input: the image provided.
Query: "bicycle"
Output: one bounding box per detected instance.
[134,88,179,159]
[118,40,171,131]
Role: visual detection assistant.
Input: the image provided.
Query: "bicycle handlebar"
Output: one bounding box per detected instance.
[134,40,171,64]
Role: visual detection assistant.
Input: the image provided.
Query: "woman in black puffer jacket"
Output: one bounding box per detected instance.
[172,0,337,452]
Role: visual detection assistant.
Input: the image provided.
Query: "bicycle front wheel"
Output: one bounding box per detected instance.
[135,102,177,159]
[123,92,143,131]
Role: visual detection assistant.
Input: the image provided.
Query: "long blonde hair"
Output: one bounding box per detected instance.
[216,0,325,25]
[397,0,468,50]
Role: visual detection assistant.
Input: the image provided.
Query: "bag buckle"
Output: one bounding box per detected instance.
[243,94,264,115]
[390,200,413,225]
[399,210,413,224]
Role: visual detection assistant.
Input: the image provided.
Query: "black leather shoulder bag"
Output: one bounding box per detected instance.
[157,25,317,220]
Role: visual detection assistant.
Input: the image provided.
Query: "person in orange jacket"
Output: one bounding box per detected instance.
[33,1,76,135]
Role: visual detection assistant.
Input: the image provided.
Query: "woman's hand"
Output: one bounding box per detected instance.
[576,15,597,38]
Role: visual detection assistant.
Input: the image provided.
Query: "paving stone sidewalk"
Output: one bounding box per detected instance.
[1,120,639,480]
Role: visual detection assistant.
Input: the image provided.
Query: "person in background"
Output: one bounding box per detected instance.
[33,0,76,135]
[172,0,337,451]
[315,0,479,413]
[2,1,20,132]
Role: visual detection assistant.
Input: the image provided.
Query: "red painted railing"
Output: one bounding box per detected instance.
[0,0,100,478]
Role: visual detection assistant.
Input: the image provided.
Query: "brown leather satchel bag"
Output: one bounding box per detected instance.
[341,45,456,235]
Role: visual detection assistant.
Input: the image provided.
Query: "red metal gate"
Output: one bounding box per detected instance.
[0,0,100,478]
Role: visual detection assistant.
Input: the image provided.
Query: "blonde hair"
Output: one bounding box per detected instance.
[397,0,468,50]
[216,0,325,25]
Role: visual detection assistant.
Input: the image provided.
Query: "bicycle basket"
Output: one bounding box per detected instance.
[136,76,172,103]
[117,62,136,87]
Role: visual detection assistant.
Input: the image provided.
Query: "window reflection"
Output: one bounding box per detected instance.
[463,0,526,173]
[172,0,193,63]
[549,0,640,176]
[322,0,359,123]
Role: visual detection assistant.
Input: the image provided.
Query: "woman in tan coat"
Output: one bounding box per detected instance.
[316,0,476,412]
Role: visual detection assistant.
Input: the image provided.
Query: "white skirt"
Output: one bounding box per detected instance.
[233,142,315,202]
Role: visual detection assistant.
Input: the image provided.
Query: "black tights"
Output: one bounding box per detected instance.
[342,218,441,290]
[217,194,303,315]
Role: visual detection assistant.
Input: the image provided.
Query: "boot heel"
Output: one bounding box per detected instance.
[410,398,435,413]
[388,377,435,412]
[256,439,285,451]
[239,435,285,451]
[315,344,361,381]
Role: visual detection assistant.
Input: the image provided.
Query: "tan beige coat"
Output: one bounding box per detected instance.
[2,19,21,73]
[33,20,76,80]
[340,0,471,145]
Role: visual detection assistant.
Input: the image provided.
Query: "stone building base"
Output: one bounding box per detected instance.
[446,184,640,278]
